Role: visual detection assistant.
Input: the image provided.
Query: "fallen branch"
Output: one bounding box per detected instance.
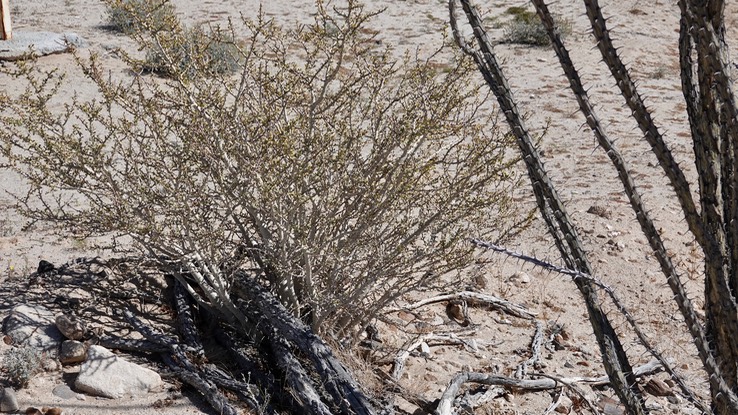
[435,360,663,415]
[515,321,544,378]
[122,310,240,415]
[390,291,536,320]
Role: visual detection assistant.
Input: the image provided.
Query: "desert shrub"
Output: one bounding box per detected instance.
[105,0,177,35]
[2,346,42,388]
[142,26,240,78]
[502,7,570,46]
[0,0,524,338]
[106,0,237,78]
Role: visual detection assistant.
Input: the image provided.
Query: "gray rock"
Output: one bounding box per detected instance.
[55,314,87,341]
[59,340,87,365]
[0,31,86,61]
[3,305,63,355]
[52,384,77,400]
[0,387,19,412]
[75,345,162,398]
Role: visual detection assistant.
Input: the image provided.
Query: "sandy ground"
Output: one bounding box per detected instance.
[1,0,734,414]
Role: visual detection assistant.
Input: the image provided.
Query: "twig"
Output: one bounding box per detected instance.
[390,291,536,320]
[435,360,662,415]
[515,321,544,379]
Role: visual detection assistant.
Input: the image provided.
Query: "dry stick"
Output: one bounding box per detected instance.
[435,361,664,415]
[390,291,536,320]
[471,238,711,414]
[529,1,731,412]
[449,2,645,414]
[515,321,543,379]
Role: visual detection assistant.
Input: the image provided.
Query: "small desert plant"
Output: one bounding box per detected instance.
[106,0,238,78]
[143,25,240,78]
[2,346,42,388]
[502,7,570,46]
[1,0,525,339]
[105,0,177,35]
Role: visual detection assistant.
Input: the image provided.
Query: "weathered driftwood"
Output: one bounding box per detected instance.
[391,291,536,320]
[435,360,664,415]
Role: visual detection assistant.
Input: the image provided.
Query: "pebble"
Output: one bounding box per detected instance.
[52,384,77,400]
[508,271,531,286]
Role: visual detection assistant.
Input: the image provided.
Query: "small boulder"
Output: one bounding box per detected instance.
[3,305,63,355]
[59,340,87,365]
[0,387,19,413]
[55,315,86,341]
[75,346,162,398]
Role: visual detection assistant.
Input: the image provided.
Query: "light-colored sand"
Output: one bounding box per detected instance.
[1,0,732,414]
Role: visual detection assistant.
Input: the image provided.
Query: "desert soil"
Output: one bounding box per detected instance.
[0,0,732,414]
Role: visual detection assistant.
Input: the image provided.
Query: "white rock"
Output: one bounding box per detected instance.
[75,346,162,398]
[3,305,63,355]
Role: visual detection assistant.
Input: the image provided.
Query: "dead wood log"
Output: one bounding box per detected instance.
[96,334,169,353]
[172,280,275,413]
[234,277,376,415]
[122,309,241,415]
[162,351,239,415]
[434,360,664,415]
[270,335,334,415]
[173,279,204,357]
[390,291,535,320]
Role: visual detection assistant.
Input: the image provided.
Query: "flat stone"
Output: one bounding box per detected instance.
[0,387,19,412]
[59,340,87,365]
[3,305,63,355]
[52,384,77,400]
[0,31,86,61]
[75,346,162,398]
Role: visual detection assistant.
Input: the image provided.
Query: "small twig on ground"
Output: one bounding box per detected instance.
[515,320,544,379]
[389,291,536,320]
[434,360,663,415]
